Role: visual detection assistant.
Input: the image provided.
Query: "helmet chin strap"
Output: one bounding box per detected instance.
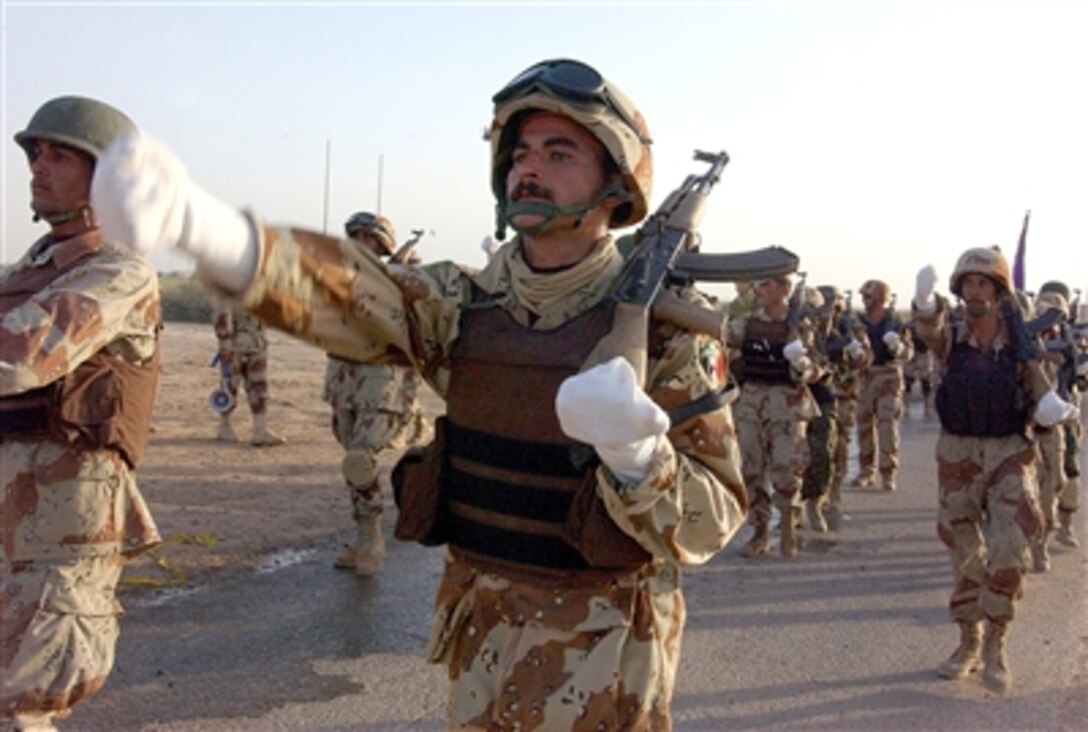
[496,181,629,240]
[33,202,93,228]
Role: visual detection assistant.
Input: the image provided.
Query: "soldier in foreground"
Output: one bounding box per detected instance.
[92,58,748,729]
[211,303,286,446]
[1,97,162,731]
[325,212,430,575]
[912,247,1078,695]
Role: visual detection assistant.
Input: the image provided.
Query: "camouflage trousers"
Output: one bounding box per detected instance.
[331,405,428,519]
[0,556,123,720]
[430,553,677,731]
[1035,427,1067,531]
[802,400,838,502]
[223,350,270,415]
[856,367,904,482]
[831,397,858,506]
[936,432,1043,625]
[734,386,810,524]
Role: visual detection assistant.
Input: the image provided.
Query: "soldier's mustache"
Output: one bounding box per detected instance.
[511,182,552,201]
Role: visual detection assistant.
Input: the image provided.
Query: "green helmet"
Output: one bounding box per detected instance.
[15,96,136,161]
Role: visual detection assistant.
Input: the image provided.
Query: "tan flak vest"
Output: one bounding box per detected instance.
[0,232,160,468]
[440,292,652,582]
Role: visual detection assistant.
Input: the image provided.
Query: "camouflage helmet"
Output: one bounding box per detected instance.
[950,246,1012,297]
[489,58,653,232]
[14,96,136,162]
[801,286,825,311]
[344,211,396,255]
[1035,290,1069,320]
[859,279,890,304]
[1038,280,1071,302]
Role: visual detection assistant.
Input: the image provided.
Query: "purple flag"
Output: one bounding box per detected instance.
[1012,210,1029,291]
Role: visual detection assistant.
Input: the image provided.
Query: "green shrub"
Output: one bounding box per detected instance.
[159,274,214,323]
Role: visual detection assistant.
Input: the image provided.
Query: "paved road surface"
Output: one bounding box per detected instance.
[78,404,1087,730]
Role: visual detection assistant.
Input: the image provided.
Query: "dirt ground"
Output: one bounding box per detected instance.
[119,321,444,595]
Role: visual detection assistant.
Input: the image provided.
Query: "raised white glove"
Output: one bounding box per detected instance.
[883,331,901,350]
[782,338,806,365]
[92,133,257,293]
[1034,389,1079,427]
[555,357,669,484]
[913,265,938,314]
[845,339,864,359]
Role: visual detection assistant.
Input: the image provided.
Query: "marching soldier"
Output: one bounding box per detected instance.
[1,97,161,731]
[91,58,748,729]
[212,304,286,447]
[325,212,431,576]
[912,247,1078,694]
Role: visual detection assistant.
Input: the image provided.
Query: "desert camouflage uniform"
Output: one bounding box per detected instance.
[322,357,429,519]
[1,231,161,723]
[216,226,747,730]
[913,303,1043,627]
[854,311,912,488]
[213,306,271,415]
[726,310,821,546]
[903,324,936,411]
[828,317,866,519]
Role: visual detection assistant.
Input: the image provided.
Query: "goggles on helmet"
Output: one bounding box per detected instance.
[345,212,380,232]
[492,59,651,145]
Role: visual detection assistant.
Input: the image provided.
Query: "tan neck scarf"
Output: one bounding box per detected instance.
[473,236,622,328]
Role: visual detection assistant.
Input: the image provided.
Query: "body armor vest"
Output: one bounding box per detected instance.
[740,318,792,384]
[0,233,160,468]
[862,312,899,366]
[936,337,1027,437]
[441,294,651,577]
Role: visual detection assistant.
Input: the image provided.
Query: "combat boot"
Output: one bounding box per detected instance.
[850,473,875,488]
[9,711,58,731]
[825,500,843,531]
[741,519,770,558]
[1030,534,1051,573]
[352,514,386,576]
[1055,510,1079,548]
[936,621,982,679]
[779,513,798,558]
[805,498,828,533]
[881,473,897,492]
[216,415,239,442]
[981,620,1012,694]
[250,412,287,447]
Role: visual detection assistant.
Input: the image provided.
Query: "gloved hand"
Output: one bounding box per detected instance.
[845,339,864,359]
[92,133,257,293]
[1034,389,1080,427]
[914,265,938,314]
[782,338,806,365]
[555,357,670,484]
[883,331,901,350]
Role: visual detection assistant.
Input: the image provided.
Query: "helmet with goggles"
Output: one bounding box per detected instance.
[344,211,396,255]
[15,96,135,162]
[489,58,653,238]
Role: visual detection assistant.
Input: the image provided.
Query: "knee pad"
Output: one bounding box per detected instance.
[342,451,378,488]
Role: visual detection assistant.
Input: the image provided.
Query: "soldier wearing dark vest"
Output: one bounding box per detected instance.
[852,278,912,491]
[727,276,822,558]
[1,97,162,731]
[90,58,749,730]
[912,247,1078,695]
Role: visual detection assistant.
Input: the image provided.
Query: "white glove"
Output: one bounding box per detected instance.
[1034,389,1079,428]
[555,357,670,484]
[913,265,938,314]
[92,133,257,293]
[883,331,901,350]
[782,338,806,365]
[845,339,864,359]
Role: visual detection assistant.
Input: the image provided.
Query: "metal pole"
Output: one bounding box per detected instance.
[377,154,384,215]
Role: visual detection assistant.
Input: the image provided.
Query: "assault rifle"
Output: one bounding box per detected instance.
[1000,294,1059,400]
[389,229,426,265]
[583,149,799,384]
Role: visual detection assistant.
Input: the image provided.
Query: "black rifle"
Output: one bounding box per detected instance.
[583,149,799,384]
[389,229,426,265]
